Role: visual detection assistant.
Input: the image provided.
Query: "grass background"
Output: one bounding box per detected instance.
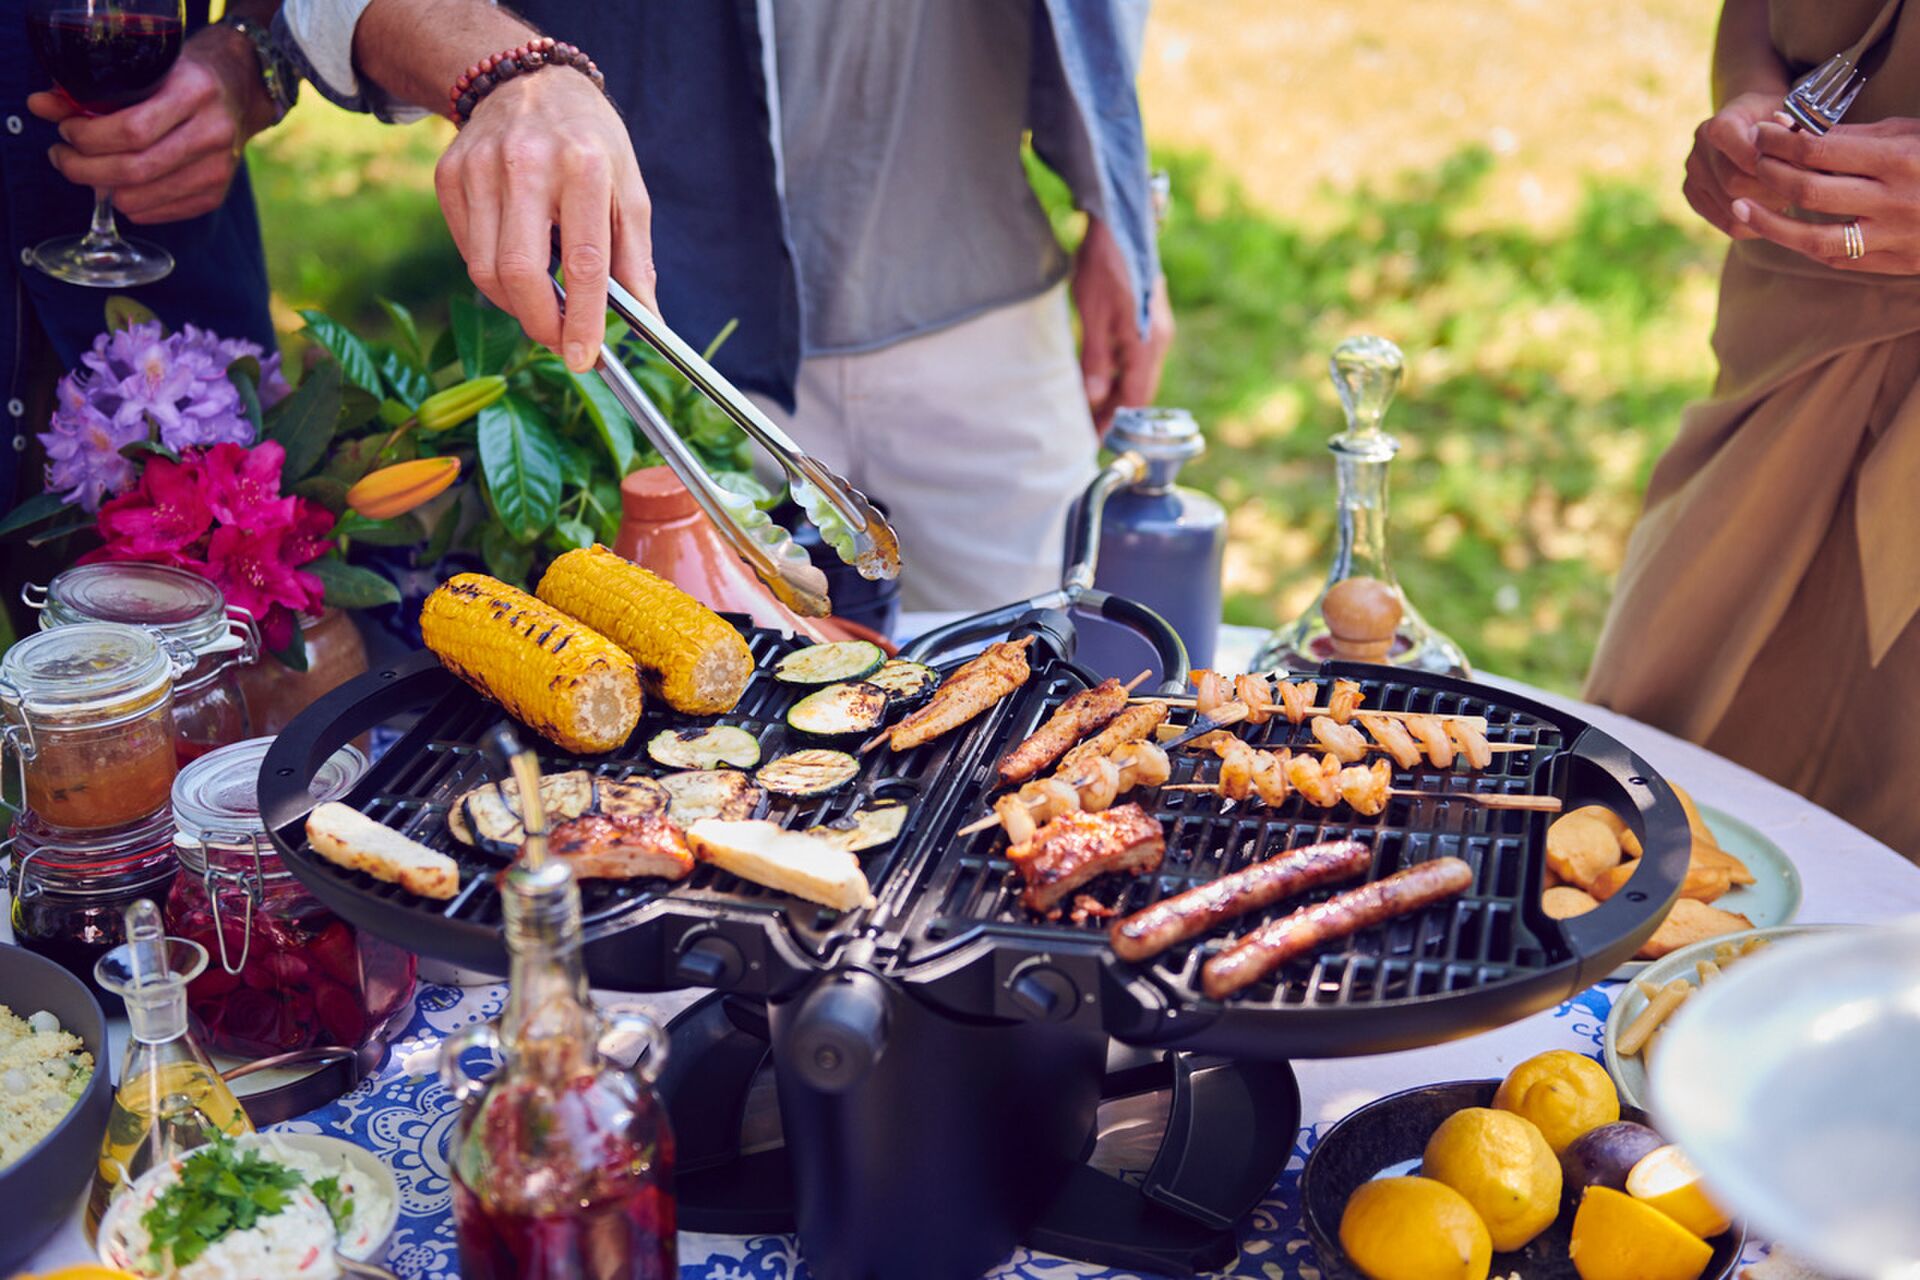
[248,0,1729,693]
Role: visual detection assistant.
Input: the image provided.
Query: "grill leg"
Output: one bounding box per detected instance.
[770,970,1106,1280]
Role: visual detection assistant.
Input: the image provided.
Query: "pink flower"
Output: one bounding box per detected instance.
[205,519,325,651]
[90,453,213,558]
[201,440,291,528]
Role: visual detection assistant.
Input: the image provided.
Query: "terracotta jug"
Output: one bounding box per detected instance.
[614,467,832,640]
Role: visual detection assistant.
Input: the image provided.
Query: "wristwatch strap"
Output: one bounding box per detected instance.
[221,15,300,123]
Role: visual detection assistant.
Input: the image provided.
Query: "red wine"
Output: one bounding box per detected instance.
[26,10,182,116]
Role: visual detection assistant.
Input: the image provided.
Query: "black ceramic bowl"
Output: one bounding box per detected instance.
[1300,1079,1743,1280]
[0,945,114,1273]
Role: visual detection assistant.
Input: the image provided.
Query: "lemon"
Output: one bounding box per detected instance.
[1626,1145,1733,1238]
[1569,1185,1714,1280]
[1493,1050,1620,1153]
[20,1268,140,1280]
[1421,1107,1562,1251]
[1339,1176,1492,1280]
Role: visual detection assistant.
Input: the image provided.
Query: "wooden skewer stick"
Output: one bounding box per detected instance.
[1390,789,1564,812]
[1132,694,1490,731]
[1151,724,1529,757]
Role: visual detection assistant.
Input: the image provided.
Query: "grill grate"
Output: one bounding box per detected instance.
[878,665,1585,1018]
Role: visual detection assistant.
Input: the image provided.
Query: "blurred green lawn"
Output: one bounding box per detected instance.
[253,43,1727,692]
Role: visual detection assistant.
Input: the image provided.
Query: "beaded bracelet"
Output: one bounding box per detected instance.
[448,36,607,126]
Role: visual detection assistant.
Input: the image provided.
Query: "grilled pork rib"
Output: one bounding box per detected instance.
[549,813,696,881]
[1013,802,1166,914]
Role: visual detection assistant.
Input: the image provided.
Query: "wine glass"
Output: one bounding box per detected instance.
[23,0,186,287]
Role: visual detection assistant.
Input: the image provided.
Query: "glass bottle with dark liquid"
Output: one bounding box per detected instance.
[441,730,676,1280]
[1255,336,1472,677]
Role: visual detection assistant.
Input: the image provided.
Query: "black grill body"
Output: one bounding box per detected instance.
[257,613,1688,1279]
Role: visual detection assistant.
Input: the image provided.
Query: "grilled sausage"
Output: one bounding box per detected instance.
[1200,856,1475,999]
[1058,703,1169,778]
[996,678,1128,785]
[1109,839,1372,962]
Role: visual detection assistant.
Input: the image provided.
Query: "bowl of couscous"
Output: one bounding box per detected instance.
[0,944,112,1273]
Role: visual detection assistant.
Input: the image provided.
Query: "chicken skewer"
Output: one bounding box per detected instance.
[864,636,1034,753]
[1134,672,1490,731]
[995,669,1151,786]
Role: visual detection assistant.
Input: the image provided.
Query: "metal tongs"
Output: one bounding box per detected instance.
[551,256,901,617]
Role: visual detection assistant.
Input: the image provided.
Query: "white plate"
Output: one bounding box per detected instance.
[1603,924,1841,1111]
[1609,803,1802,979]
[98,1132,399,1275]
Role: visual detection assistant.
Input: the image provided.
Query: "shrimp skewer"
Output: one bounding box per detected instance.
[965,739,1174,839]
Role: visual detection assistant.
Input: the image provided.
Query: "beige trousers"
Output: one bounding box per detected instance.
[751,283,1100,612]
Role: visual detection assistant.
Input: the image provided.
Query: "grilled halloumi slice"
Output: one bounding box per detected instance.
[307,803,460,899]
[685,819,875,911]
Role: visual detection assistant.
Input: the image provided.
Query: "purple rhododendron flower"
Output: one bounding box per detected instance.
[42,320,293,509]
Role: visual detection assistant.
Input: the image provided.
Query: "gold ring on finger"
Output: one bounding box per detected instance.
[1844,220,1866,261]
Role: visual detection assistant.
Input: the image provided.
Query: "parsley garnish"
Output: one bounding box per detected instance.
[140,1135,303,1267]
[310,1174,354,1232]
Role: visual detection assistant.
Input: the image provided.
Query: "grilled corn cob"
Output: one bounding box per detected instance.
[421,573,642,753]
[536,544,754,715]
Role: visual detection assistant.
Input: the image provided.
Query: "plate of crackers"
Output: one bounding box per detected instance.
[1537,782,1801,978]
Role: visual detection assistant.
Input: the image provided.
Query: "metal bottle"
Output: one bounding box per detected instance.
[1065,408,1226,684]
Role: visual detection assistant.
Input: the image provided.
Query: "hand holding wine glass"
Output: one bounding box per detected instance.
[24,0,187,286]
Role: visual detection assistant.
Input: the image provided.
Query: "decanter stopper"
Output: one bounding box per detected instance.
[1330,336,1404,451]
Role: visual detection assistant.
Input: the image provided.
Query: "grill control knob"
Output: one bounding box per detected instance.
[785,972,890,1093]
[674,933,745,988]
[1006,962,1078,1022]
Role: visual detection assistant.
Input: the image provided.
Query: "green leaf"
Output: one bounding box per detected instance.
[378,398,415,427]
[713,470,776,509]
[333,510,426,546]
[477,394,562,539]
[428,326,457,375]
[292,475,350,514]
[309,556,401,608]
[271,616,309,672]
[0,490,72,538]
[105,295,158,333]
[227,358,264,441]
[450,294,524,378]
[424,496,463,564]
[265,360,343,482]
[552,516,595,551]
[380,349,432,408]
[337,385,383,432]
[378,298,425,366]
[120,439,179,464]
[566,369,637,475]
[299,309,384,397]
[26,516,93,547]
[480,521,535,586]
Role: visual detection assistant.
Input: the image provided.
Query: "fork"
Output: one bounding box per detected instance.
[1780,0,1904,134]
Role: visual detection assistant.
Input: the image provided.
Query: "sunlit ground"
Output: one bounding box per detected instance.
[251,0,1728,692]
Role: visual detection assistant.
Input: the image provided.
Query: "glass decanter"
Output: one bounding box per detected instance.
[1254,336,1471,677]
[87,898,253,1233]
[441,729,676,1280]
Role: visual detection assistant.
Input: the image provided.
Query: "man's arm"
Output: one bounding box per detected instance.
[287,0,653,371]
[1711,0,1789,110]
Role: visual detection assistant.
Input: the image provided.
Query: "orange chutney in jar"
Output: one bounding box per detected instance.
[0,622,182,832]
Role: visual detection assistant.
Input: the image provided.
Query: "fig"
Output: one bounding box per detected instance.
[1560,1121,1667,1201]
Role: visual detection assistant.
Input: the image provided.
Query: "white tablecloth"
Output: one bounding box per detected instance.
[21,623,1920,1278]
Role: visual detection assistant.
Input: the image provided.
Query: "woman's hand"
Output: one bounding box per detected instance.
[434,68,655,373]
[1683,90,1793,237]
[1073,216,1175,434]
[1732,118,1920,272]
[30,23,278,224]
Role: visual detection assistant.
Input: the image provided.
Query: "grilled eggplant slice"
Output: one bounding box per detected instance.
[806,801,909,853]
[659,769,766,824]
[451,769,596,848]
[773,639,885,685]
[865,659,940,708]
[597,776,670,822]
[648,725,761,770]
[786,681,889,738]
[756,748,860,797]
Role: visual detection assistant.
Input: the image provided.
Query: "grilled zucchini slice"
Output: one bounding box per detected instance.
[786,681,889,738]
[647,725,762,770]
[756,748,860,797]
[807,802,909,853]
[659,770,766,824]
[451,770,597,848]
[773,640,885,685]
[864,659,940,708]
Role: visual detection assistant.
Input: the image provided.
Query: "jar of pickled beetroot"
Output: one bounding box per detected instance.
[27,563,259,765]
[166,737,417,1058]
[0,623,190,832]
[9,807,178,1011]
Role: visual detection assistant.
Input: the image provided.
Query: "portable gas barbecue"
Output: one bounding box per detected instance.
[259,608,1688,1280]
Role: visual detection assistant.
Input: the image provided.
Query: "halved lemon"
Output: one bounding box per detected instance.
[1626,1145,1733,1238]
[1569,1185,1714,1280]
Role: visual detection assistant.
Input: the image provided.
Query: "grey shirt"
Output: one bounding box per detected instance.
[770,0,1069,357]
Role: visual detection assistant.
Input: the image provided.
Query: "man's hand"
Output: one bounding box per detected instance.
[1683,89,1791,238]
[30,24,279,224]
[1073,216,1174,435]
[1730,118,1920,274]
[434,70,655,373]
